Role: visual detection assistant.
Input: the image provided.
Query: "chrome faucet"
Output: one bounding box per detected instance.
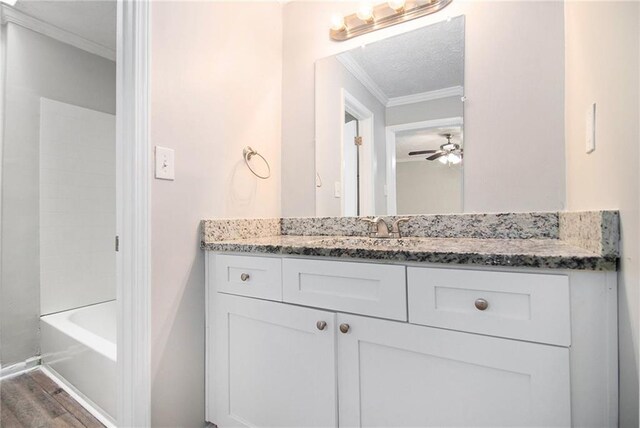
[390,217,410,238]
[361,217,410,239]
[362,217,391,238]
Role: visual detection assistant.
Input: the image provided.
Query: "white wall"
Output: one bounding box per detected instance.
[564,2,640,426]
[1,23,115,366]
[150,2,282,426]
[386,96,463,126]
[39,99,115,315]
[282,0,565,216]
[396,160,462,215]
[315,55,386,216]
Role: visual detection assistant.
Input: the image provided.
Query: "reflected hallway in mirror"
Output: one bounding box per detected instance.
[315,15,465,217]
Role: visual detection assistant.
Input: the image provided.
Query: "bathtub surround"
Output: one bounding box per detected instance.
[201,211,619,270]
[39,99,116,315]
[0,22,116,367]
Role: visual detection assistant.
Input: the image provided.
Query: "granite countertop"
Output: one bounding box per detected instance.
[200,212,619,271]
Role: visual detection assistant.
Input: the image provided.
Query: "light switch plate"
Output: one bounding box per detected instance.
[155,146,175,180]
[334,182,341,198]
[586,103,596,154]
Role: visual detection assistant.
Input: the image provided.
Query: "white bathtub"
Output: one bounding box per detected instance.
[40,300,116,423]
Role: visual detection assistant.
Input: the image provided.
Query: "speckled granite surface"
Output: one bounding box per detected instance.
[559,211,619,257]
[201,218,280,242]
[200,211,619,271]
[280,213,559,239]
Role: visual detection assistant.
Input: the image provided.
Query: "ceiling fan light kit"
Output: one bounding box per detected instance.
[408,133,463,166]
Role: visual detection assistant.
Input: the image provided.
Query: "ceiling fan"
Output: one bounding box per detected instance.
[408,133,463,165]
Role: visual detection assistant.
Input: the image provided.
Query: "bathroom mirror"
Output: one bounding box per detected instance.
[315,16,464,217]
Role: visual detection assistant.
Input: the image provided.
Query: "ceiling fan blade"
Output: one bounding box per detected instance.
[408,150,437,156]
[427,152,444,161]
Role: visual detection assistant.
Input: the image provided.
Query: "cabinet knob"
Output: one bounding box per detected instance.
[316,321,327,331]
[240,273,250,282]
[474,298,489,311]
[339,323,350,334]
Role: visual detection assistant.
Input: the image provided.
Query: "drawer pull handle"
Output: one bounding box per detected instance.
[316,321,327,331]
[240,273,250,282]
[475,298,489,311]
[339,323,350,334]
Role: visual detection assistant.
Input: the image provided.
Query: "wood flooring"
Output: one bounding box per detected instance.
[0,369,104,428]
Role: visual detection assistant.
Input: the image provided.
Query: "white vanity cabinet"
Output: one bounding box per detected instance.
[206,253,618,428]
[337,313,570,427]
[214,293,338,428]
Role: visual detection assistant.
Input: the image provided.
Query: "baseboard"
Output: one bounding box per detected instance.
[0,356,41,379]
[40,365,116,428]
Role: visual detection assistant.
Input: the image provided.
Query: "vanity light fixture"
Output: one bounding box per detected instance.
[356,2,375,23]
[388,0,406,12]
[330,14,346,32]
[330,0,453,41]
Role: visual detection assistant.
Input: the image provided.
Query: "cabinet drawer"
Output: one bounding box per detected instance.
[408,267,570,346]
[214,254,282,301]
[283,259,407,321]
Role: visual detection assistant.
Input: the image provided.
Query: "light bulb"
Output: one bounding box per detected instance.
[449,153,462,165]
[388,0,405,12]
[438,156,448,165]
[330,14,346,31]
[356,2,374,22]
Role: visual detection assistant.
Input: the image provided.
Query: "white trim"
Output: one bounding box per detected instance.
[386,116,463,133]
[396,157,439,163]
[386,86,464,107]
[0,12,5,365]
[0,5,116,61]
[116,0,151,427]
[0,356,41,379]
[342,89,376,216]
[337,52,388,106]
[385,127,397,215]
[40,366,116,428]
[385,117,464,215]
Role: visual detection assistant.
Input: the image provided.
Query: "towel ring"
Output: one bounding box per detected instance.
[243,146,271,179]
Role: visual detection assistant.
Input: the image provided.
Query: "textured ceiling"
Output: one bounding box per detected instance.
[344,16,464,98]
[15,0,116,51]
[396,126,463,162]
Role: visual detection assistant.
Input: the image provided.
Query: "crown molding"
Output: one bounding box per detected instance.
[0,5,115,61]
[337,52,389,107]
[386,85,464,107]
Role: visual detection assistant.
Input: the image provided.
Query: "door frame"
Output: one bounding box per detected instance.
[385,117,463,215]
[116,0,151,426]
[341,88,375,216]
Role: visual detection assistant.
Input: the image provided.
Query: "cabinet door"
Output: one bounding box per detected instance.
[337,314,571,427]
[216,294,338,427]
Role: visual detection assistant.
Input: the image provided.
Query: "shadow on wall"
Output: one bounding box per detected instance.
[151,250,206,427]
[227,160,258,215]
